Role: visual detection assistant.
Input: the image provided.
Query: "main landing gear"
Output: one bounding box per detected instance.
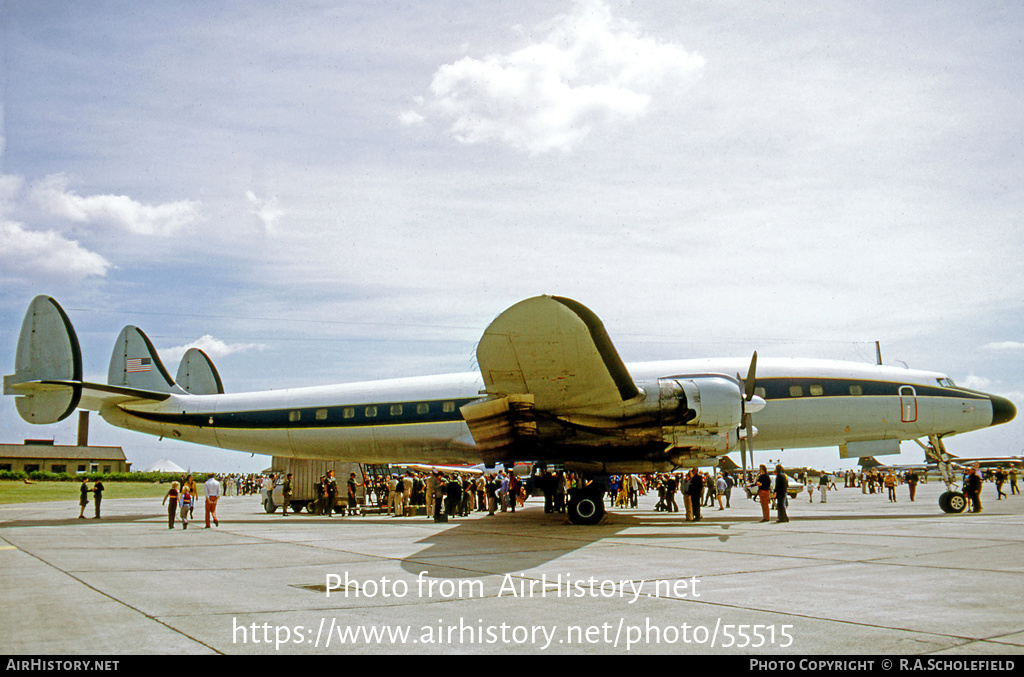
[938,491,967,514]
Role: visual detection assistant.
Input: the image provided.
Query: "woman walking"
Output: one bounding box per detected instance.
[162,482,180,529]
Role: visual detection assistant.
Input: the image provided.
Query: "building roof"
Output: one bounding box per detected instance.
[0,443,126,461]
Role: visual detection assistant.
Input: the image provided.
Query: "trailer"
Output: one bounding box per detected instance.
[261,458,382,515]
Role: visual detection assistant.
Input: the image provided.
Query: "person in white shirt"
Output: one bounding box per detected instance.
[204,475,221,528]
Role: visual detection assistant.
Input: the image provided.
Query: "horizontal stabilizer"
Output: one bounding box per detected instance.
[108,326,183,395]
[175,348,224,395]
[3,296,82,424]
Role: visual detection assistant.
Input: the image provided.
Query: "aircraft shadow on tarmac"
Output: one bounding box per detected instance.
[0,513,165,528]
[397,506,977,579]
[0,505,976,577]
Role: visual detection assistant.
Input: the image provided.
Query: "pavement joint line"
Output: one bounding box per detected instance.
[5,534,226,655]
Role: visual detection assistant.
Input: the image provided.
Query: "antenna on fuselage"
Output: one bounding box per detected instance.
[875,341,883,366]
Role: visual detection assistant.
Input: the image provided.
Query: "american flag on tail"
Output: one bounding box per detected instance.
[126,357,152,373]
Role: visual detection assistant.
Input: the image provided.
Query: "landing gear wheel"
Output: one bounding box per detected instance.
[939,491,967,513]
[263,497,277,514]
[567,495,605,525]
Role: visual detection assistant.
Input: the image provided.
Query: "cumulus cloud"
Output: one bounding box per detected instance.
[30,173,202,236]
[0,174,112,283]
[0,220,112,282]
[162,335,266,366]
[245,190,285,234]
[982,341,1024,351]
[403,0,705,154]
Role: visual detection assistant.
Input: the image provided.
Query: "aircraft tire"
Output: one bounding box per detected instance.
[567,495,604,525]
[263,497,277,514]
[939,491,967,514]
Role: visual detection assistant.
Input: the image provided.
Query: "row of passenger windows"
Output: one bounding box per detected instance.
[755,385,865,398]
[287,401,458,422]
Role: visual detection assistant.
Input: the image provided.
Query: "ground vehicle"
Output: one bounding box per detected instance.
[260,458,376,514]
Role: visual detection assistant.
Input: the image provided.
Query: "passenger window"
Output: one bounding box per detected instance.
[365,406,377,418]
[417,403,430,414]
[316,409,328,420]
[343,407,355,419]
[809,385,823,396]
[849,385,863,396]
[390,404,403,416]
[289,410,301,422]
[789,386,803,397]
[754,387,766,399]
[443,402,455,413]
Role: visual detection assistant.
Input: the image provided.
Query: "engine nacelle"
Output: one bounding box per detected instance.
[659,374,744,451]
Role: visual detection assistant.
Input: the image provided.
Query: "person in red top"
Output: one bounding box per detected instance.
[162,482,180,529]
[756,465,771,523]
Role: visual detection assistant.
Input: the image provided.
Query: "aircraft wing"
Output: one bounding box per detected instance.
[476,295,639,411]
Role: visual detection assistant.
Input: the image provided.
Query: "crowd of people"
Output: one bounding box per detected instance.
[142,462,1020,528]
[209,473,267,496]
[368,470,529,519]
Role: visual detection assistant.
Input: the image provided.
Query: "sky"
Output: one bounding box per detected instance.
[1,0,1021,474]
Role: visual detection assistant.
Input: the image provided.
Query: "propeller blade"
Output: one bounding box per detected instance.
[744,351,757,401]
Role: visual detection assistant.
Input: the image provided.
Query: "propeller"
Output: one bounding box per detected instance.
[737,351,765,480]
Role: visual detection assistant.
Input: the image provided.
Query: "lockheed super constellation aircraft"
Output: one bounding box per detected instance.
[4,295,1016,523]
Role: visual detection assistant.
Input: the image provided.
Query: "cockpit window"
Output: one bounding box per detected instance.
[937,377,956,387]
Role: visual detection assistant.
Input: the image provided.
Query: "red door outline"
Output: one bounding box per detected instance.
[900,386,918,423]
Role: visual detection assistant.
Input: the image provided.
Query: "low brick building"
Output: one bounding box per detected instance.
[0,440,129,474]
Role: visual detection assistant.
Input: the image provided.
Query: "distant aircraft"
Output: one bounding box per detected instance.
[858,456,931,472]
[862,452,1023,472]
[4,295,1016,523]
[947,455,1024,471]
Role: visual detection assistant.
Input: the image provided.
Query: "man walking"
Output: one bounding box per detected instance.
[204,474,221,528]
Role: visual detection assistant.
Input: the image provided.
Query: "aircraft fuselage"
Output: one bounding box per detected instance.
[98,357,1011,470]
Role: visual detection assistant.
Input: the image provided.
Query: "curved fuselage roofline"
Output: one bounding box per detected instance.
[127,357,950,415]
[628,358,947,385]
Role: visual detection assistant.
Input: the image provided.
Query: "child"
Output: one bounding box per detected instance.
[180,486,194,530]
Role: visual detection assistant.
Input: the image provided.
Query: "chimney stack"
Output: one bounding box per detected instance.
[78,411,90,447]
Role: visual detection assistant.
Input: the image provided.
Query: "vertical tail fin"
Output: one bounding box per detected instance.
[3,296,83,423]
[175,348,225,395]
[108,326,182,394]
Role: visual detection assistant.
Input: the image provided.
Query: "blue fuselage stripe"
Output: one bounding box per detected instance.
[130,397,480,430]
[125,378,986,431]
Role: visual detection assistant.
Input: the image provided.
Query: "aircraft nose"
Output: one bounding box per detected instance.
[991,394,1017,426]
